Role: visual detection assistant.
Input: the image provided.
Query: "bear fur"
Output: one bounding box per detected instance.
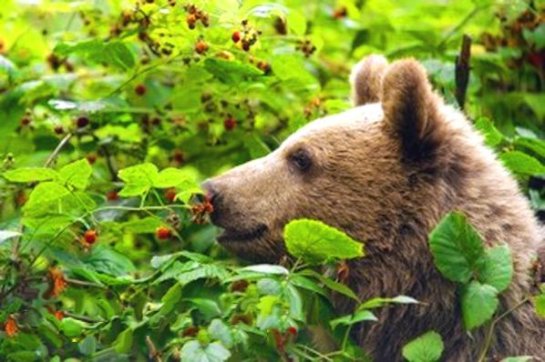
[205,55,545,361]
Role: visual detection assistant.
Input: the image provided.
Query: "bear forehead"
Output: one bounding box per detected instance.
[282,103,383,148]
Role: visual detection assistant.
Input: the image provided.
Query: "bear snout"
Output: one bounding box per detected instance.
[201,180,223,225]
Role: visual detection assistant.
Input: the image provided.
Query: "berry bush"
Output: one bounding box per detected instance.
[0,0,544,361]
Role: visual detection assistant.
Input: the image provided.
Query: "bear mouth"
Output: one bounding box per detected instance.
[217,223,268,244]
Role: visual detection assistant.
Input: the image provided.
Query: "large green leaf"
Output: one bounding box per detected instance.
[500,151,545,176]
[153,167,194,188]
[402,331,444,362]
[428,212,485,283]
[83,245,136,276]
[59,159,92,190]
[180,341,231,362]
[3,167,58,182]
[23,182,70,217]
[475,245,513,292]
[284,219,364,264]
[118,163,159,197]
[461,281,499,330]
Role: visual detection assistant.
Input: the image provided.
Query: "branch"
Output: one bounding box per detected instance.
[455,34,472,110]
[44,132,73,167]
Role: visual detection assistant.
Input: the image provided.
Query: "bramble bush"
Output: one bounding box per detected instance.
[0,0,544,361]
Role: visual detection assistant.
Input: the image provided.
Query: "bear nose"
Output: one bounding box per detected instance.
[201,180,219,208]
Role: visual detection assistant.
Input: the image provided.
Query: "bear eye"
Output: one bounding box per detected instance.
[289,149,312,172]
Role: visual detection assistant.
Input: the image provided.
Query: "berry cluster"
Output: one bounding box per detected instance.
[296,39,317,58]
[185,4,210,29]
[232,20,261,51]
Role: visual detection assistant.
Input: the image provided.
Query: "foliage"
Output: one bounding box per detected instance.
[401,331,444,362]
[429,212,513,330]
[0,0,544,361]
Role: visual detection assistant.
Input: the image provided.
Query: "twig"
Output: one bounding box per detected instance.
[65,278,107,289]
[477,297,529,362]
[44,132,73,167]
[64,311,105,324]
[146,336,163,362]
[455,35,472,110]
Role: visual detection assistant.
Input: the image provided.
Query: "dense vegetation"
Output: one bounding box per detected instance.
[0,0,544,361]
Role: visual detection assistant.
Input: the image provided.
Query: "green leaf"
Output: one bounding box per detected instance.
[113,328,133,354]
[284,219,364,264]
[429,212,485,283]
[402,331,444,362]
[59,159,93,190]
[475,245,513,292]
[204,58,263,84]
[475,117,503,147]
[0,230,21,244]
[286,284,304,321]
[241,264,289,275]
[515,137,545,158]
[3,167,58,182]
[160,283,182,315]
[78,335,97,356]
[122,217,165,234]
[189,298,222,319]
[534,294,545,318]
[180,340,231,362]
[175,178,203,204]
[461,281,499,330]
[83,244,136,276]
[330,310,377,329]
[60,318,86,337]
[208,319,234,348]
[287,10,307,35]
[102,41,135,70]
[299,269,359,301]
[358,295,419,310]
[153,167,195,188]
[23,182,70,217]
[118,163,159,197]
[54,39,134,71]
[256,278,282,295]
[500,151,545,176]
[500,357,533,362]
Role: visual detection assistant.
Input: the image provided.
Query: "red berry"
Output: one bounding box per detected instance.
[156,226,172,240]
[187,13,197,29]
[231,31,241,43]
[20,117,31,126]
[54,310,65,321]
[135,84,147,96]
[257,60,271,74]
[171,149,185,165]
[195,40,208,55]
[286,326,297,336]
[86,154,97,164]
[83,229,98,244]
[106,190,119,201]
[224,117,237,131]
[76,116,89,128]
[164,188,177,203]
[182,326,199,337]
[54,125,64,135]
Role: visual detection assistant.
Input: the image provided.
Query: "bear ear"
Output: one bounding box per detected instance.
[350,55,389,106]
[381,59,445,162]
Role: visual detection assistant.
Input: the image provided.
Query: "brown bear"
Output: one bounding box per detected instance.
[204,55,545,361]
